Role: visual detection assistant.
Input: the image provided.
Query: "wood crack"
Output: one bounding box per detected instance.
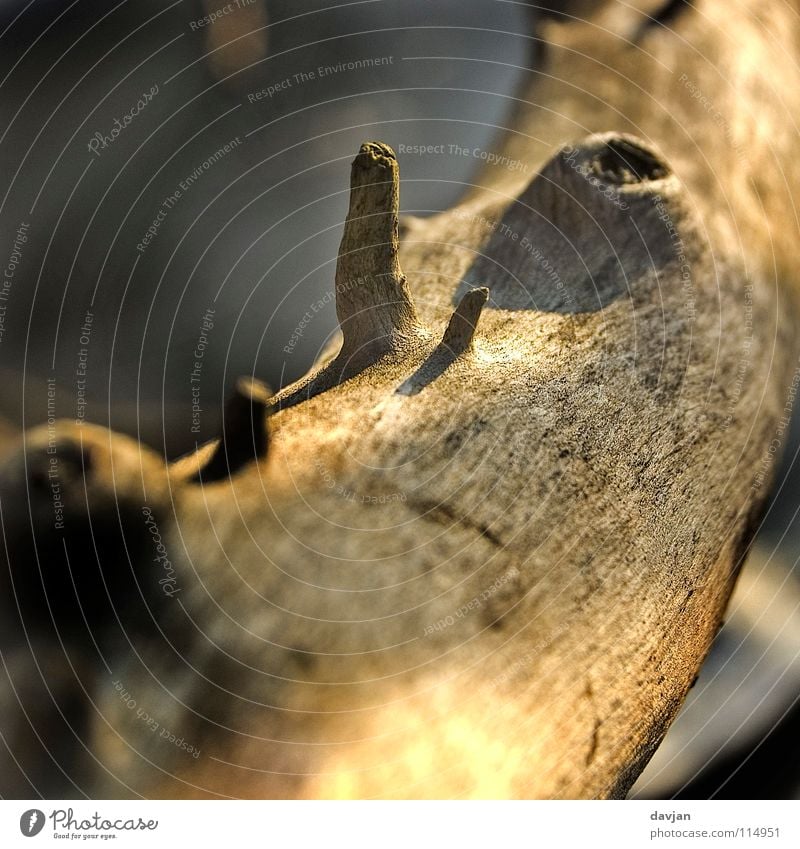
[585,680,601,767]
[406,497,504,548]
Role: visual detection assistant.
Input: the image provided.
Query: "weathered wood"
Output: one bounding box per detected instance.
[191,377,272,484]
[2,0,799,799]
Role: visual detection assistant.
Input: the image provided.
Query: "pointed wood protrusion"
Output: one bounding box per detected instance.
[440,287,489,356]
[335,142,420,355]
[193,377,272,483]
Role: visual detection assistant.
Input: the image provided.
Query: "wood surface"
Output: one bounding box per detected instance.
[2,0,799,799]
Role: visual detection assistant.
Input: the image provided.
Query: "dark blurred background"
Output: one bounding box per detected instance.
[0,0,797,799]
[0,0,528,455]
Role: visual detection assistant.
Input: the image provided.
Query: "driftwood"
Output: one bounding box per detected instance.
[2,0,800,798]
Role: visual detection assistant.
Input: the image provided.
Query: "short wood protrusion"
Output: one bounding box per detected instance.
[193,377,272,483]
[396,288,488,396]
[440,287,489,355]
